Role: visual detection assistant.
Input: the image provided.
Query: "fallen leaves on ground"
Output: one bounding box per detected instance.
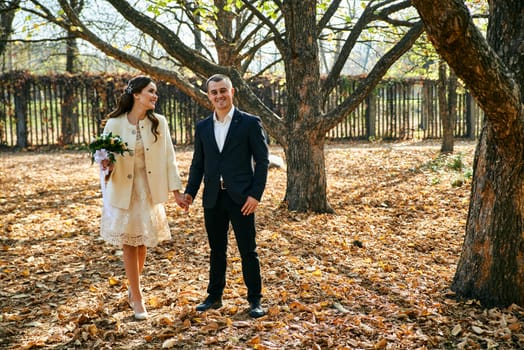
[1,140,523,349]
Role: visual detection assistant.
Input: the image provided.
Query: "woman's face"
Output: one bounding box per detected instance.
[134,82,158,111]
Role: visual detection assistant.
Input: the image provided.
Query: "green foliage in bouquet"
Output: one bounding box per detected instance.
[89,132,132,164]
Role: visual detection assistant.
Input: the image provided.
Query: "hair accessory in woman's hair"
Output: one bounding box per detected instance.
[125,85,133,94]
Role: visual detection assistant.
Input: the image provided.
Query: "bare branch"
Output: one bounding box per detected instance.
[321,21,424,131]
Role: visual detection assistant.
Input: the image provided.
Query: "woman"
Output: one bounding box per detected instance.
[99,76,187,320]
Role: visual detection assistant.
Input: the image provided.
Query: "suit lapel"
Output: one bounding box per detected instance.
[203,116,221,154]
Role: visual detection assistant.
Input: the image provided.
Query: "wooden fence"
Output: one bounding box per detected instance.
[0,72,483,148]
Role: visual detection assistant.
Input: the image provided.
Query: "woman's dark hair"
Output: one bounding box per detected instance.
[105,75,160,142]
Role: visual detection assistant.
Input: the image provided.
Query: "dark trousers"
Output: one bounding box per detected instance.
[203,189,262,303]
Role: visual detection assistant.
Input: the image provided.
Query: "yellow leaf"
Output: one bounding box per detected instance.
[181,319,191,329]
[108,276,119,286]
[159,316,175,326]
[87,324,98,336]
[227,305,238,315]
[288,256,299,263]
[149,296,160,308]
[312,269,322,277]
[374,338,387,349]
[267,305,280,316]
[248,335,261,345]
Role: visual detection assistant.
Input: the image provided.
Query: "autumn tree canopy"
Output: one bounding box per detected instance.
[12,0,423,212]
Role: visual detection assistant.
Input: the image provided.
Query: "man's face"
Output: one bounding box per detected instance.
[207,79,234,113]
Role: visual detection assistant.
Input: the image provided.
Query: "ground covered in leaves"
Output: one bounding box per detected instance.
[2,140,524,349]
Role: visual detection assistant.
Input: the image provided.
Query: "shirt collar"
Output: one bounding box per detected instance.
[213,105,235,123]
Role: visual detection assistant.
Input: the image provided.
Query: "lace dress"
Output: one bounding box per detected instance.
[100,122,171,247]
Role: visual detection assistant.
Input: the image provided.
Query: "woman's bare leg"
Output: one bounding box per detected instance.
[123,244,146,315]
[138,245,147,275]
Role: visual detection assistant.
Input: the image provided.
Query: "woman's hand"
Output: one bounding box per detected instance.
[174,191,191,211]
[100,159,114,173]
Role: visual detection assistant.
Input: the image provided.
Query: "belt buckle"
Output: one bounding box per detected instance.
[220,180,226,190]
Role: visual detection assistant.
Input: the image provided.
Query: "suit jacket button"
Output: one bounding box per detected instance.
[127,174,132,179]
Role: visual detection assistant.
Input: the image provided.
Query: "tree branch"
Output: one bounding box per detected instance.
[317,0,343,32]
[320,0,413,104]
[322,21,424,132]
[412,0,521,139]
[56,0,212,109]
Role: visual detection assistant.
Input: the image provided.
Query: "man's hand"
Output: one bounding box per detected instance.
[184,193,193,206]
[241,196,259,216]
[174,191,190,211]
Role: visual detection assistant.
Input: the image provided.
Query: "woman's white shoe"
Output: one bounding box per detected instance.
[131,300,148,320]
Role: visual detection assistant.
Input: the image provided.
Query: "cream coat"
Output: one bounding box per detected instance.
[103,113,183,209]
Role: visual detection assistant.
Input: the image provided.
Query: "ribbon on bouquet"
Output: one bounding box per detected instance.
[93,149,110,194]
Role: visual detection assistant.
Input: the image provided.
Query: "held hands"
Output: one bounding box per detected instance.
[174,191,192,211]
[173,191,257,215]
[242,196,259,216]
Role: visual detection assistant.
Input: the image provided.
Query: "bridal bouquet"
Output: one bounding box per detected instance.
[89,132,131,166]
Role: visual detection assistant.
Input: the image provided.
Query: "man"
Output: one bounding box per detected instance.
[183,74,269,318]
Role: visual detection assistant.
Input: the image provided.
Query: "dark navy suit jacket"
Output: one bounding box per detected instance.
[185,108,269,208]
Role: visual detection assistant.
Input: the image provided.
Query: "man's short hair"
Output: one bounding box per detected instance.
[205,74,232,91]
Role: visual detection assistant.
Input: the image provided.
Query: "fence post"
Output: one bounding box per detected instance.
[15,79,28,148]
[365,91,376,139]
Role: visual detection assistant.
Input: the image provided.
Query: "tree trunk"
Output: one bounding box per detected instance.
[0,0,20,58]
[214,0,241,68]
[284,133,332,212]
[452,127,524,306]
[60,1,81,144]
[450,0,524,307]
[447,69,458,141]
[412,0,524,307]
[61,35,79,144]
[439,60,456,153]
[413,0,524,307]
[14,79,28,148]
[279,0,332,213]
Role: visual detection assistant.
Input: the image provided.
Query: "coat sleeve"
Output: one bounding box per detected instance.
[163,117,183,191]
[184,121,205,198]
[247,116,269,201]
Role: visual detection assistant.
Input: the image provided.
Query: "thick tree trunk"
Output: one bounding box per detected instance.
[412,0,524,307]
[450,0,524,307]
[284,134,333,213]
[413,0,524,307]
[214,0,241,68]
[452,126,524,306]
[279,0,332,212]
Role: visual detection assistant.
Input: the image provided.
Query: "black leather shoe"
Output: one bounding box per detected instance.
[196,298,222,311]
[249,301,265,318]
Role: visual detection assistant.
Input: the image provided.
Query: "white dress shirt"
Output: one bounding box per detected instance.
[213,106,234,152]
